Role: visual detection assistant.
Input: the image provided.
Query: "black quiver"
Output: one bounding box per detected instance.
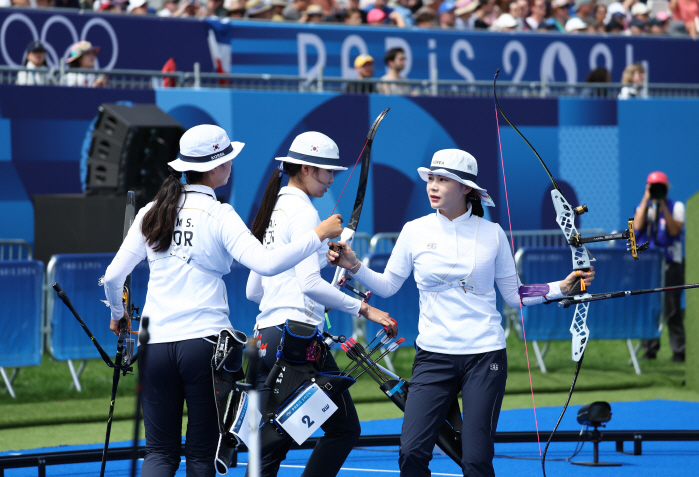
[258,321,356,455]
[212,328,248,475]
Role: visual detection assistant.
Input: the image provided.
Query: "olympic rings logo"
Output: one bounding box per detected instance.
[0,12,119,70]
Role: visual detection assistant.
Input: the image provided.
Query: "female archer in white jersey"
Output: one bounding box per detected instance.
[327,149,595,477]
[246,131,397,477]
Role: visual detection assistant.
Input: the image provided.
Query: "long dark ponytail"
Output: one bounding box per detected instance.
[142,169,204,252]
[466,189,484,218]
[251,162,302,243]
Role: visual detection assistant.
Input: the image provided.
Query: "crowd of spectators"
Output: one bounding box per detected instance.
[1,0,698,36]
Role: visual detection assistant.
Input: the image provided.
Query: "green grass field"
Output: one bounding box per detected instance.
[1,326,694,452]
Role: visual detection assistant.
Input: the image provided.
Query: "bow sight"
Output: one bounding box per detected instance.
[565,207,650,259]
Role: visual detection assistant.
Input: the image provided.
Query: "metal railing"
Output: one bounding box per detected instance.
[0,240,33,260]
[4,65,699,98]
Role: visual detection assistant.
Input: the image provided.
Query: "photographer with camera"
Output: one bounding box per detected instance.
[634,171,686,362]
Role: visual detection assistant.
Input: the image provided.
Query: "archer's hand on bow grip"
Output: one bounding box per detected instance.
[566,267,596,296]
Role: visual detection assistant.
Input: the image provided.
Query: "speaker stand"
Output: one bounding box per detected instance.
[571,427,621,467]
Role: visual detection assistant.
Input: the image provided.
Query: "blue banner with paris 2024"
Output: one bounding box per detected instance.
[207,19,699,84]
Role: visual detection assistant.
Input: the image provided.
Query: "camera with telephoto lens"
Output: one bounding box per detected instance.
[649,183,668,200]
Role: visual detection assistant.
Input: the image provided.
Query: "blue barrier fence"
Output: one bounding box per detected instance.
[33,246,666,368]
[46,253,149,361]
[516,247,664,342]
[0,260,44,368]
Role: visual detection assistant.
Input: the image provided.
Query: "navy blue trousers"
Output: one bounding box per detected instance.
[399,348,508,477]
[140,337,217,477]
[246,325,361,477]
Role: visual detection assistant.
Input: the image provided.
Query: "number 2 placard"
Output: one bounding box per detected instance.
[275,383,338,444]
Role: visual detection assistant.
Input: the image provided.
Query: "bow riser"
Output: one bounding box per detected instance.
[551,190,592,270]
[332,228,356,290]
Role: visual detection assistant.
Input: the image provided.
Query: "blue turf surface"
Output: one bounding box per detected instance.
[3,400,698,476]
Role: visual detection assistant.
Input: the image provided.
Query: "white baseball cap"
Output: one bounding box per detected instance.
[417,149,495,207]
[275,131,347,171]
[494,13,518,29]
[168,124,244,172]
[631,2,649,15]
[565,16,588,32]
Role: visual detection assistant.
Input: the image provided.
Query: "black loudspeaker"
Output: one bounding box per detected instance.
[86,104,185,204]
[33,194,129,265]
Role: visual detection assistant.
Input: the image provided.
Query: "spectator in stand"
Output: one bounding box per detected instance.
[364,0,407,25]
[631,2,650,23]
[583,66,611,97]
[548,0,570,31]
[439,1,457,27]
[338,0,368,22]
[565,15,587,31]
[378,47,412,95]
[55,0,80,7]
[635,171,686,363]
[367,7,387,23]
[583,17,599,31]
[414,5,438,25]
[246,0,273,18]
[606,17,625,32]
[647,17,665,33]
[508,0,526,29]
[127,0,153,14]
[343,7,364,22]
[618,63,646,99]
[65,41,108,88]
[392,0,417,27]
[573,0,593,19]
[203,0,228,16]
[654,11,671,32]
[306,4,325,21]
[158,0,180,16]
[472,0,493,27]
[491,11,518,29]
[17,41,49,87]
[526,0,549,30]
[270,0,287,20]
[593,3,606,25]
[517,0,530,23]
[345,54,376,93]
[605,0,631,24]
[628,17,646,34]
[454,0,480,29]
[283,0,309,20]
[670,0,699,37]
[10,0,31,5]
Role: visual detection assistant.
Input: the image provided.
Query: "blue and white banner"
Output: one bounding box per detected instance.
[0,8,212,71]
[207,20,699,84]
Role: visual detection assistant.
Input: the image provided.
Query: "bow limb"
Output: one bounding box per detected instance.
[494,71,590,477]
[332,108,390,290]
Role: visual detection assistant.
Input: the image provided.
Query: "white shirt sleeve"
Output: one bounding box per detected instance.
[289,207,362,315]
[350,224,411,297]
[103,248,145,321]
[384,224,413,279]
[494,225,518,279]
[673,201,685,223]
[219,207,322,276]
[103,209,148,321]
[246,271,264,304]
[351,266,407,298]
[495,274,565,308]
